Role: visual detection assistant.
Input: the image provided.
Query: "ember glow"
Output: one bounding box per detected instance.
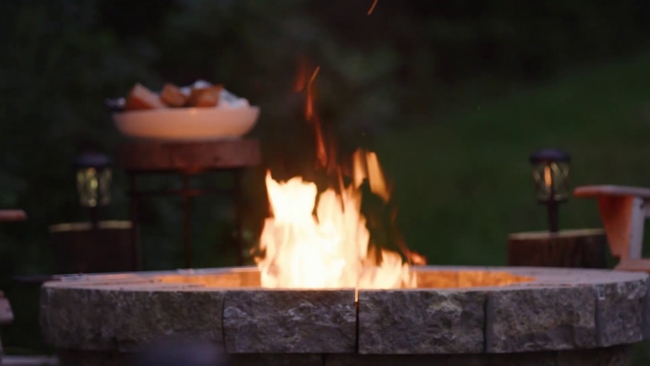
[368,0,378,15]
[255,61,420,290]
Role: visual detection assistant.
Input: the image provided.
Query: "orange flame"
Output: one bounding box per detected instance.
[544,165,552,188]
[293,57,309,92]
[302,65,328,170]
[258,164,415,289]
[255,58,421,290]
[368,0,378,15]
[305,66,320,120]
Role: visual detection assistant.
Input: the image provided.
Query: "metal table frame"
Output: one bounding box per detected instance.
[117,139,261,270]
[127,167,245,270]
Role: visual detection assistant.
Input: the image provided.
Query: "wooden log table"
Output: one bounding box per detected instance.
[0,211,26,223]
[507,228,609,268]
[116,139,261,269]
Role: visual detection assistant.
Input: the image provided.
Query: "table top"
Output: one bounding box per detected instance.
[116,138,261,173]
[0,210,27,222]
[574,185,650,199]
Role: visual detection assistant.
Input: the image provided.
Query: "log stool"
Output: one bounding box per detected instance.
[507,229,608,268]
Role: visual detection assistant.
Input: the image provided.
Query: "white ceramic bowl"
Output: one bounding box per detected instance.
[113,106,260,141]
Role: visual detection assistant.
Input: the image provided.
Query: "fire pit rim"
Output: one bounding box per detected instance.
[42,265,649,290]
[40,266,649,356]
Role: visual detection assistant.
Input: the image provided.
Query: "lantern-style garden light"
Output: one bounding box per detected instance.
[47,152,134,274]
[74,151,112,227]
[529,148,570,233]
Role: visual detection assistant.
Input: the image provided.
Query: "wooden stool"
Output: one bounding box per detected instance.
[507,229,608,268]
[574,185,650,272]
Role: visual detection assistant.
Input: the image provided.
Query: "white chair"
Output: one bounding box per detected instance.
[573,185,650,271]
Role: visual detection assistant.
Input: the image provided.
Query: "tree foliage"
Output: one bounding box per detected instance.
[1,0,649,273]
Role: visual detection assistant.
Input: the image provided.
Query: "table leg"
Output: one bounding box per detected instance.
[182,173,192,268]
[233,169,244,266]
[129,174,141,271]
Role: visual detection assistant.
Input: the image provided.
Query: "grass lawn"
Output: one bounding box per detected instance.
[374,52,650,365]
[6,52,650,362]
[376,52,650,266]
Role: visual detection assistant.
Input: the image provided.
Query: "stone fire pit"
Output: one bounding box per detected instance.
[40,266,649,365]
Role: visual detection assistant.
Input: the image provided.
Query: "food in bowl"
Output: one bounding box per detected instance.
[107,80,258,141]
[105,80,251,111]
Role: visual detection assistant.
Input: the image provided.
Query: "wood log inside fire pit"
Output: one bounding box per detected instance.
[507,228,609,268]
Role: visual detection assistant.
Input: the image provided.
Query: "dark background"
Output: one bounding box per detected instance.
[2,0,650,361]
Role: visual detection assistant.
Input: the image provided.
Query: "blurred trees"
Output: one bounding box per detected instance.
[1,0,650,274]
[0,0,157,274]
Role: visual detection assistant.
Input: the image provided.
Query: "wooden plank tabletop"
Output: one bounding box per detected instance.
[0,210,26,222]
[116,139,261,172]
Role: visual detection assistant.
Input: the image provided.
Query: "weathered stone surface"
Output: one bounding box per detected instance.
[486,286,597,352]
[112,289,224,351]
[223,290,356,353]
[556,345,634,366]
[594,279,646,347]
[41,266,648,358]
[41,287,119,350]
[358,289,486,354]
[642,278,650,340]
[41,286,224,351]
[230,354,323,366]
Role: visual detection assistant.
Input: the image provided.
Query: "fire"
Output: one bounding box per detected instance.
[368,0,378,15]
[255,61,420,290]
[257,154,415,289]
